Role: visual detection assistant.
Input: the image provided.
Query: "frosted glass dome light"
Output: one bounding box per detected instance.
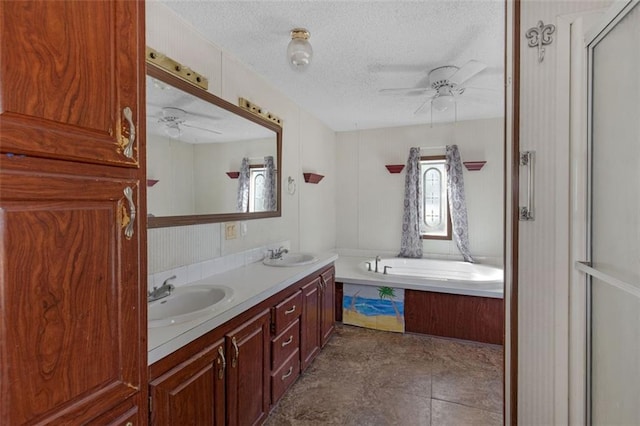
[287,28,313,70]
[431,94,455,112]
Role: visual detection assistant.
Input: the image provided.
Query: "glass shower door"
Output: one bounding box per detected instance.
[579,1,640,423]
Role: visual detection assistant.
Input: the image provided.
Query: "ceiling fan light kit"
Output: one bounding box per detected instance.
[287,28,313,70]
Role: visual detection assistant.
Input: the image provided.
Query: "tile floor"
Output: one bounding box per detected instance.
[266,324,503,426]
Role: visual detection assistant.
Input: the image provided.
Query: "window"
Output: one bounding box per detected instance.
[420,156,452,240]
[249,165,267,212]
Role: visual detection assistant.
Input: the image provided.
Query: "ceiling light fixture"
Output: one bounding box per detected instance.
[287,28,312,70]
[431,94,455,112]
[165,123,181,139]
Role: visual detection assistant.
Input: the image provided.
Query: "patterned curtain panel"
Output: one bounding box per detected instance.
[446,145,474,263]
[236,157,250,212]
[399,147,423,258]
[263,156,276,211]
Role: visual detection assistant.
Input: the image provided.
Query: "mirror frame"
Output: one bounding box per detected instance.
[146,62,282,228]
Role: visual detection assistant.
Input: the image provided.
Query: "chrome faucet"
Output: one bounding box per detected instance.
[375,255,381,273]
[268,246,289,260]
[148,275,176,302]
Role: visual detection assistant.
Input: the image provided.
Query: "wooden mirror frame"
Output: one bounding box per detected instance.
[146,63,282,228]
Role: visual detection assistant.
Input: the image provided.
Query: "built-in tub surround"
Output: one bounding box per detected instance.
[336,255,503,299]
[335,255,504,344]
[148,251,338,364]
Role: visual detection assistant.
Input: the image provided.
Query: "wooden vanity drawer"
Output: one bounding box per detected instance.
[271,318,300,369]
[271,349,300,404]
[272,290,302,334]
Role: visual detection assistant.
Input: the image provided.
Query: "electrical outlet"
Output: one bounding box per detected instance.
[225,222,237,240]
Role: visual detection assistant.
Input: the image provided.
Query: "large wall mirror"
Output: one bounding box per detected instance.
[146,63,282,228]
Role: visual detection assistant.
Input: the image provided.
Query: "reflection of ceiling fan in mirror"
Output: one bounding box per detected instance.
[155,107,222,138]
[379,60,489,115]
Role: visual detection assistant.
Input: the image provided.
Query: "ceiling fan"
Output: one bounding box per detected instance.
[155,107,222,138]
[379,60,488,115]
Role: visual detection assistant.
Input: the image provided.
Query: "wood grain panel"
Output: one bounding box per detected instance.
[405,290,504,345]
[0,0,143,166]
[0,163,142,424]
[150,340,225,426]
[226,310,270,426]
[300,277,321,371]
[320,266,336,346]
[271,290,302,335]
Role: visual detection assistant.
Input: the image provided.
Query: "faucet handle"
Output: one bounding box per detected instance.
[365,262,372,271]
[383,266,392,275]
[162,275,177,287]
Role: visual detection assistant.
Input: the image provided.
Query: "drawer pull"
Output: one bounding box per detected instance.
[217,346,226,380]
[284,305,296,315]
[281,366,293,380]
[281,335,294,347]
[231,337,239,368]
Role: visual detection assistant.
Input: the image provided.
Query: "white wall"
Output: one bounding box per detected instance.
[146,3,336,273]
[336,118,504,262]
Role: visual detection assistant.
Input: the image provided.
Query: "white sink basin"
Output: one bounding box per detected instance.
[148,285,233,328]
[263,253,318,267]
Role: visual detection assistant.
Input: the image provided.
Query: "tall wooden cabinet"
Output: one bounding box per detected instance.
[0,1,147,424]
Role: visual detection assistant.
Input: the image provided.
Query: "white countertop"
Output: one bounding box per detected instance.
[334,255,504,299]
[148,252,338,365]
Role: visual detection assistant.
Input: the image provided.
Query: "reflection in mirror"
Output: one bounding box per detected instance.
[146,63,282,228]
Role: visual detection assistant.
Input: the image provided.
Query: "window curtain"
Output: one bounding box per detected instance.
[399,147,423,258]
[446,145,474,263]
[236,157,250,212]
[263,156,276,211]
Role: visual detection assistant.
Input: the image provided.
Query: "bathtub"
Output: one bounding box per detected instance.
[335,255,505,343]
[335,256,504,299]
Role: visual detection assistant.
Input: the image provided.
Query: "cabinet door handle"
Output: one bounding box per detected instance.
[122,186,136,239]
[320,277,326,290]
[284,305,296,315]
[281,335,294,347]
[231,337,239,368]
[217,346,226,380]
[121,106,135,159]
[281,366,293,380]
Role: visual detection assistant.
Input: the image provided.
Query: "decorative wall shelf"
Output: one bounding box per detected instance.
[463,161,486,171]
[226,172,240,179]
[303,173,324,184]
[385,164,405,174]
[147,179,159,187]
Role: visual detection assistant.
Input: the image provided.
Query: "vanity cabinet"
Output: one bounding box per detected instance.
[300,265,336,371]
[148,264,336,425]
[0,0,146,424]
[149,339,226,425]
[225,310,271,426]
[320,267,336,347]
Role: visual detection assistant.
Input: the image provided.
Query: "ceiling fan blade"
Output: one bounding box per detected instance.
[181,122,222,135]
[379,87,433,95]
[449,60,487,86]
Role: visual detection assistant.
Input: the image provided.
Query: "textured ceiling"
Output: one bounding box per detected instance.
[162,0,505,131]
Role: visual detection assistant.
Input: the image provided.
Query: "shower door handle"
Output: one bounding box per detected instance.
[519,151,535,221]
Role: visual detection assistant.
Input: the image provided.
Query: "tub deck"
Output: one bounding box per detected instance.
[335,256,503,299]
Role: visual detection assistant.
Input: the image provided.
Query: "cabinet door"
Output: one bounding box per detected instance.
[226,310,270,426]
[300,277,321,371]
[150,340,226,426]
[0,0,143,167]
[0,157,144,424]
[320,267,336,346]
